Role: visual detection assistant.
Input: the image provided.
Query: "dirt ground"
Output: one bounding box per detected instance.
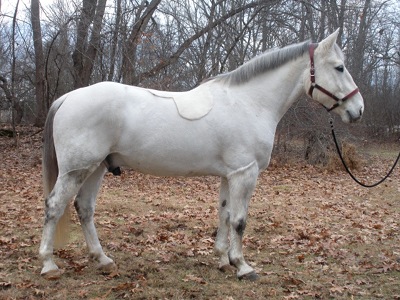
[1,126,399,299]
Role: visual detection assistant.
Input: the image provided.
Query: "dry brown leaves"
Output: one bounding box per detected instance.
[1,126,400,299]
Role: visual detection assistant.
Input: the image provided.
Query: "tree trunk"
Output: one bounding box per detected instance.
[121,0,161,85]
[107,0,122,81]
[31,0,46,126]
[352,0,371,84]
[72,0,107,88]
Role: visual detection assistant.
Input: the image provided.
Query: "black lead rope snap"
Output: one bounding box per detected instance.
[329,118,400,188]
[329,117,334,129]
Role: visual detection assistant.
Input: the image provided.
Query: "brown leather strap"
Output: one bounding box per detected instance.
[308,43,359,112]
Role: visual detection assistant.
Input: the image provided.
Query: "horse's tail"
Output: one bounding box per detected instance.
[43,96,69,248]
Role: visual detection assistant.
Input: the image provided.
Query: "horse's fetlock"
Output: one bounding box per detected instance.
[214,242,228,256]
[89,252,99,262]
[39,248,52,260]
[228,255,240,268]
[89,248,103,260]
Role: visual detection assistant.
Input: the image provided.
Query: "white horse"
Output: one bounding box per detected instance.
[39,30,363,280]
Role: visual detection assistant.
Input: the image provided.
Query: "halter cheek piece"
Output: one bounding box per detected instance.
[308,43,359,112]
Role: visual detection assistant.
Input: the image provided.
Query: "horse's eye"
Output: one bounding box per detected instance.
[335,65,344,72]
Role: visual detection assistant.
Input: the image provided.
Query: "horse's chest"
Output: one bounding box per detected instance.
[253,133,275,171]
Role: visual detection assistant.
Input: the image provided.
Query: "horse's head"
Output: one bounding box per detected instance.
[305,29,364,123]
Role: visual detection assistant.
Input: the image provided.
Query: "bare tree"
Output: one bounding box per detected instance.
[72,0,107,88]
[120,0,162,85]
[137,0,279,85]
[31,0,46,126]
[107,0,122,81]
[0,0,398,139]
[352,0,372,84]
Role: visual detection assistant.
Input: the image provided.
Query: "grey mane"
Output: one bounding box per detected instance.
[208,40,311,85]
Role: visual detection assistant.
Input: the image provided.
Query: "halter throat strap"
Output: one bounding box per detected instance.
[308,43,359,112]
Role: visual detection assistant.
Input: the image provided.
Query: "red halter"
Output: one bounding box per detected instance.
[308,43,359,112]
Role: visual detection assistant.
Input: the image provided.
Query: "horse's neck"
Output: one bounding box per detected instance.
[230,54,308,123]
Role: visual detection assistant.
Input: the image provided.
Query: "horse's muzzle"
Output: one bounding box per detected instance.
[346,108,363,123]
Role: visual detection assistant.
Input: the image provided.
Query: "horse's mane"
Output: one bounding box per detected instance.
[205,40,311,85]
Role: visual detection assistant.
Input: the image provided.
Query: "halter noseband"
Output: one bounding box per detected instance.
[308,43,359,112]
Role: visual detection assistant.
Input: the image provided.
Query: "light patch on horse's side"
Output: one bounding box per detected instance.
[147,86,214,120]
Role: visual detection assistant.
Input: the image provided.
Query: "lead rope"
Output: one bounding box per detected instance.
[330,118,400,188]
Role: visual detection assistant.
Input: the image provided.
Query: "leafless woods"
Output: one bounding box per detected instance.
[0,0,399,136]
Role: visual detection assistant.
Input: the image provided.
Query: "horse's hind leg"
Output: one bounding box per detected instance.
[39,168,94,278]
[227,161,259,280]
[74,166,116,273]
[215,177,231,271]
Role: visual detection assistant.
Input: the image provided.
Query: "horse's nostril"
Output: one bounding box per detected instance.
[359,108,363,116]
[346,110,362,123]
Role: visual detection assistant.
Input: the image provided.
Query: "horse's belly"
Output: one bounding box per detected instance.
[114,150,222,177]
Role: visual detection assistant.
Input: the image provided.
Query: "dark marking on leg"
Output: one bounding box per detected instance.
[48,190,55,199]
[221,200,227,207]
[45,198,49,211]
[44,213,52,225]
[74,198,93,224]
[44,206,51,225]
[235,218,246,237]
[44,191,56,225]
[225,212,230,226]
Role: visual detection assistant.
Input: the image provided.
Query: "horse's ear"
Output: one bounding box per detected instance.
[319,29,340,52]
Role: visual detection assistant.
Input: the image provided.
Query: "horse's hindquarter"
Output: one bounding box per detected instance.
[52,83,134,173]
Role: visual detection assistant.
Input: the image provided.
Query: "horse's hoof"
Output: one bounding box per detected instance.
[97,262,117,274]
[219,264,235,273]
[41,269,64,280]
[238,271,260,281]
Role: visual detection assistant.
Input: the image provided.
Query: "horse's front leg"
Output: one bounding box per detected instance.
[215,177,231,271]
[227,161,259,280]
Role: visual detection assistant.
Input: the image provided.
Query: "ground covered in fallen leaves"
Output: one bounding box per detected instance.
[1,126,399,299]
